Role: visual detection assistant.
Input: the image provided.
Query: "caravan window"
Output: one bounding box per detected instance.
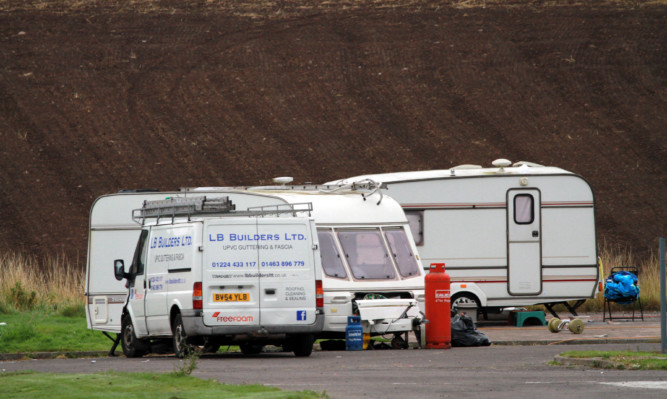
[514,194,534,224]
[404,211,424,246]
[384,228,421,278]
[337,229,396,280]
[317,230,348,279]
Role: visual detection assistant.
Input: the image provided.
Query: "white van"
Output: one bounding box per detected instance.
[109,196,323,357]
[327,160,599,318]
[86,184,426,352]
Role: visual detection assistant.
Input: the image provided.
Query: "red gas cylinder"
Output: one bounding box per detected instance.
[425,262,451,349]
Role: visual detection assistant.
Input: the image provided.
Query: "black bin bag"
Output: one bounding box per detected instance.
[451,314,491,347]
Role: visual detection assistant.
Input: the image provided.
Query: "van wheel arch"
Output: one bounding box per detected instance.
[169,306,182,330]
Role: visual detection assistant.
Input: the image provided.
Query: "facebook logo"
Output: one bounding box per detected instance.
[296,310,307,321]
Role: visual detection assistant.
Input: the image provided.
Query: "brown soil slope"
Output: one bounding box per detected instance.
[0,1,665,265]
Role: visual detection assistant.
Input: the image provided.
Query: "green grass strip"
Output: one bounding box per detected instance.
[1,370,327,399]
[560,350,667,370]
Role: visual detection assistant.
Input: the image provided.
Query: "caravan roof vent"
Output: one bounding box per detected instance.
[492,158,512,173]
[513,161,544,167]
[273,176,294,186]
[451,164,482,170]
[492,159,512,168]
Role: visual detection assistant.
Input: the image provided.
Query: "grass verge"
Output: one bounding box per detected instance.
[559,350,667,370]
[0,370,328,399]
[0,312,111,354]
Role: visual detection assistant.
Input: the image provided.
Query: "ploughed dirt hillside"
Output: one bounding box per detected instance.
[0,1,665,266]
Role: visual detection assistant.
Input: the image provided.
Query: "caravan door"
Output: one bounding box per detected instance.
[507,189,542,295]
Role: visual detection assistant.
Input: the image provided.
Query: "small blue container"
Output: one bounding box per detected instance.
[345,316,363,351]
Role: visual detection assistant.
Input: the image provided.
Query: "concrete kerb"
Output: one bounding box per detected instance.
[552,354,619,368]
[491,337,662,346]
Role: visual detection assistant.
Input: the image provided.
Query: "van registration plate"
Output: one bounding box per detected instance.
[213,293,249,302]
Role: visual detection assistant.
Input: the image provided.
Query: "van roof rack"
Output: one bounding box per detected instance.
[132,196,312,224]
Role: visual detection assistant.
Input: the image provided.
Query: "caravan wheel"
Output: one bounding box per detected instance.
[121,313,148,358]
[451,294,480,314]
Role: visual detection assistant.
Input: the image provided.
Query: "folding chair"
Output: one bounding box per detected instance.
[603,266,643,321]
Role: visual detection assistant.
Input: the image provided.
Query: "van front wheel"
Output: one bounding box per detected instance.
[289,334,314,357]
[121,313,148,358]
[172,314,193,358]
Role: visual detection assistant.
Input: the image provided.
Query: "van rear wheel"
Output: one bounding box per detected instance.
[121,313,148,358]
[240,343,264,355]
[289,334,314,357]
[172,314,193,358]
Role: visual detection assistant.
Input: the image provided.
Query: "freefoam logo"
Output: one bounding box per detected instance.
[211,312,254,322]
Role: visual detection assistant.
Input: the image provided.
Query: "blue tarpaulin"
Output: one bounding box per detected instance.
[604,271,640,305]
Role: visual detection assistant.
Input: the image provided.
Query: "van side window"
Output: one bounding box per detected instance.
[317,230,348,279]
[404,211,424,246]
[130,230,149,275]
[514,194,534,224]
[337,229,396,280]
[384,228,420,278]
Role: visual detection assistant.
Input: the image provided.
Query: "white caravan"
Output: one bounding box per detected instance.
[328,160,599,318]
[86,183,425,353]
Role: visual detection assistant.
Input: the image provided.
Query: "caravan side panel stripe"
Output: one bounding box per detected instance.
[402,201,593,209]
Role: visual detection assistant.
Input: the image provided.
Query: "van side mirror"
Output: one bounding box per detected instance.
[114,259,126,281]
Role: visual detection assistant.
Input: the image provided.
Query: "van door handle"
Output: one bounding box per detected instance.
[532,231,539,237]
[331,296,348,304]
[265,289,276,295]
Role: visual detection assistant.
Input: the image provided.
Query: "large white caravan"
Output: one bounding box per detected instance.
[86,183,425,353]
[328,160,599,317]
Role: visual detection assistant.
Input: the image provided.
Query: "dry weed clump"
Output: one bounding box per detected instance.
[0,252,83,314]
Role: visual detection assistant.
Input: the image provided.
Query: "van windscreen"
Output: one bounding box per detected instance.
[337,229,396,280]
